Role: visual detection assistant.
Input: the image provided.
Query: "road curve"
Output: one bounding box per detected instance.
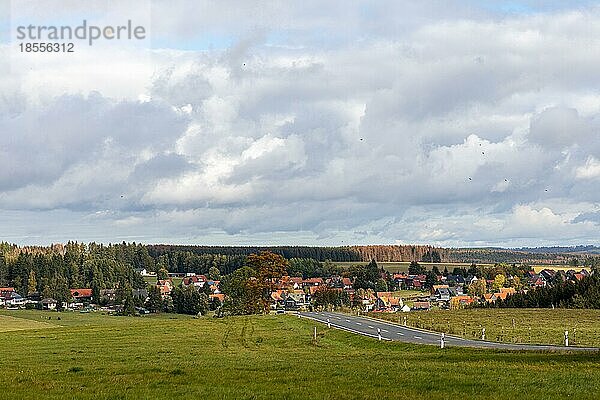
[299,311,599,352]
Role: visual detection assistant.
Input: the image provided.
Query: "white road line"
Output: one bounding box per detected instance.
[345,319,351,322]
[336,317,341,320]
[414,336,423,340]
[396,332,404,336]
[381,329,389,333]
[368,325,375,329]
[356,322,362,325]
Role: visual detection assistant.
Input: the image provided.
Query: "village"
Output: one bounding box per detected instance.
[0,265,591,314]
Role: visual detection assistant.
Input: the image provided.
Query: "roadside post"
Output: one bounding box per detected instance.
[440,333,445,349]
[314,327,317,341]
[403,316,407,326]
[377,327,381,341]
[482,327,486,341]
[327,318,331,329]
[565,330,569,347]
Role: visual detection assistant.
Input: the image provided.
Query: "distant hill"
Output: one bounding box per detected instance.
[514,245,600,255]
[145,244,598,265]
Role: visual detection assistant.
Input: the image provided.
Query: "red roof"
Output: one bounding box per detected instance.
[303,278,323,284]
[70,288,93,298]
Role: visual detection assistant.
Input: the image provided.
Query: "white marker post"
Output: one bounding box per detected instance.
[327,318,331,329]
[377,327,381,341]
[403,316,407,326]
[314,327,317,341]
[565,330,569,347]
[482,327,486,341]
[440,333,445,349]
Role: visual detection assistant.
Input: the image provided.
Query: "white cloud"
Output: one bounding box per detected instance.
[2,2,600,246]
[575,157,600,179]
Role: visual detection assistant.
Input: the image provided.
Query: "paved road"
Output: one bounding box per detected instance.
[299,311,599,352]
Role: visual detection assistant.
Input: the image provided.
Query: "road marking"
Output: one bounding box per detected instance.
[368,325,374,329]
[356,322,362,325]
[414,336,423,340]
[396,332,404,336]
[336,317,341,320]
[381,329,389,333]
[345,319,351,322]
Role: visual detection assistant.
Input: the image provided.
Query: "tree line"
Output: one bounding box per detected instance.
[491,275,600,309]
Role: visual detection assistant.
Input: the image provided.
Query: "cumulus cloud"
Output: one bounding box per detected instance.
[2,1,600,246]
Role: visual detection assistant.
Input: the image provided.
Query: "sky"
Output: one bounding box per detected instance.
[0,0,599,248]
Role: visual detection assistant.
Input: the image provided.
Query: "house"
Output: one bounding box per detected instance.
[284,291,308,311]
[70,289,93,302]
[483,293,497,303]
[400,304,411,312]
[289,277,303,289]
[182,275,207,289]
[375,292,402,312]
[1,288,25,307]
[445,274,465,285]
[302,277,323,287]
[432,285,450,302]
[449,295,474,309]
[207,280,221,294]
[41,298,58,310]
[342,277,353,290]
[135,268,148,276]
[157,281,172,298]
[270,290,286,309]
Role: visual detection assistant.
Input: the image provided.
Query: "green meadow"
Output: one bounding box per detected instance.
[0,309,599,399]
[368,308,600,348]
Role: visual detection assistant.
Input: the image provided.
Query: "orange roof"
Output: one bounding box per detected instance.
[499,287,516,294]
[0,287,15,292]
[495,292,509,300]
[271,292,283,301]
[210,294,225,302]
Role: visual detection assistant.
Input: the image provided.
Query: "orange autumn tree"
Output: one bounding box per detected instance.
[245,251,289,312]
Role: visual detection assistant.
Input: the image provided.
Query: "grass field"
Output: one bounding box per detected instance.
[0,314,58,332]
[368,308,600,347]
[143,276,183,286]
[0,309,599,399]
